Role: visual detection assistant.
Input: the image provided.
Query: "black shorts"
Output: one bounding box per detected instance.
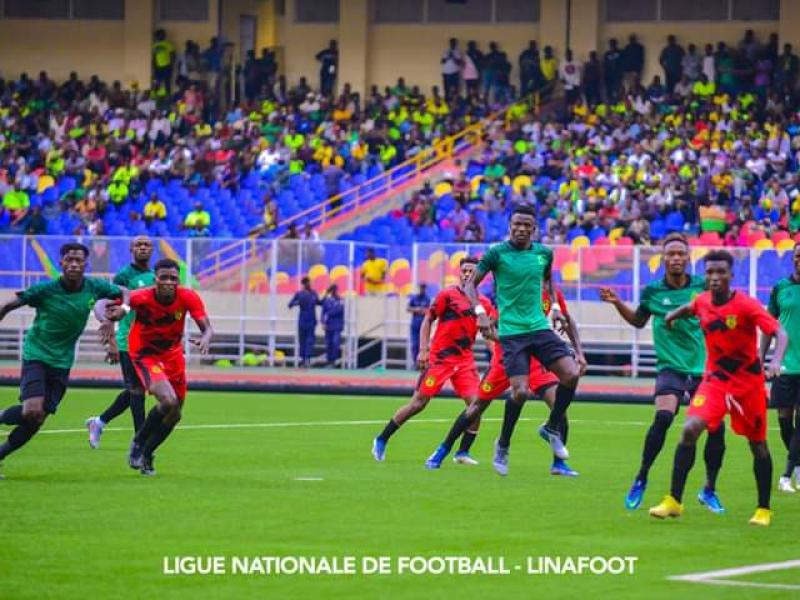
[19,360,71,414]
[119,351,143,390]
[770,374,800,409]
[500,330,573,378]
[654,369,701,412]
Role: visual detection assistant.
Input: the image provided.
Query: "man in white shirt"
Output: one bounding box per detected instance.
[559,49,582,105]
[441,38,463,101]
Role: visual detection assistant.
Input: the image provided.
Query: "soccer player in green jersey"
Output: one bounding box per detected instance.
[601,233,727,512]
[0,243,124,477]
[86,236,155,449]
[761,242,800,493]
[465,205,583,476]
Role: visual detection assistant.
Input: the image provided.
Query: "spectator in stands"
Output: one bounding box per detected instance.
[320,284,344,367]
[441,38,463,100]
[106,178,129,206]
[540,46,558,95]
[560,49,582,106]
[739,29,760,62]
[184,201,210,231]
[263,196,279,232]
[682,44,702,82]
[702,43,716,83]
[483,42,503,100]
[660,34,685,92]
[582,51,602,106]
[776,43,799,92]
[316,40,338,97]
[152,29,175,95]
[407,283,430,366]
[3,182,29,230]
[288,276,319,368]
[604,38,623,102]
[518,41,541,96]
[465,40,483,95]
[143,193,167,223]
[622,34,644,92]
[360,248,386,295]
[24,206,46,235]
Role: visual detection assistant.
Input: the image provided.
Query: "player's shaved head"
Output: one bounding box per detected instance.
[131,236,154,265]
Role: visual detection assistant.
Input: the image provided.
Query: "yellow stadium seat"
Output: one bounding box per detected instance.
[37,175,55,193]
[754,238,774,250]
[308,264,328,279]
[512,175,532,195]
[648,254,662,274]
[470,175,483,193]
[776,238,795,256]
[330,265,349,280]
[571,235,590,250]
[428,250,447,270]
[389,258,410,276]
[561,261,580,281]
[434,182,453,197]
[449,251,467,269]
[609,227,625,242]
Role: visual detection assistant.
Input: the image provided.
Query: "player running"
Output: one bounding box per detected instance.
[425,285,585,474]
[600,232,727,513]
[458,205,582,476]
[0,243,124,477]
[650,250,787,527]
[761,242,800,493]
[105,258,213,476]
[372,257,495,463]
[85,236,155,448]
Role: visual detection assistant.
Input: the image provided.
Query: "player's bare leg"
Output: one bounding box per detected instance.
[372,392,432,461]
[777,406,799,492]
[130,380,182,475]
[0,396,49,477]
[538,355,580,460]
[490,374,529,476]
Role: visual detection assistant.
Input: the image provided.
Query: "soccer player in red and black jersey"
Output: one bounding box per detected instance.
[650,250,787,526]
[106,258,213,476]
[425,287,586,473]
[371,257,495,463]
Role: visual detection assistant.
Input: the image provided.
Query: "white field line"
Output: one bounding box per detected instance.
[0,417,653,436]
[669,559,800,591]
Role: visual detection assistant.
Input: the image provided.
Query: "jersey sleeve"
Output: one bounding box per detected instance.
[93,278,123,300]
[16,282,49,308]
[767,284,780,318]
[749,297,780,336]
[182,289,208,321]
[112,270,129,287]
[477,245,499,276]
[429,290,448,319]
[634,285,652,320]
[542,246,554,270]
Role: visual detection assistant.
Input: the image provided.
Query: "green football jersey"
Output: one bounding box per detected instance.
[477,241,553,337]
[113,264,155,351]
[18,277,122,369]
[768,277,800,374]
[636,275,706,375]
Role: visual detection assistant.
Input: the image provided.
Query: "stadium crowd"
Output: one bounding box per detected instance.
[377,30,800,248]
[0,36,503,239]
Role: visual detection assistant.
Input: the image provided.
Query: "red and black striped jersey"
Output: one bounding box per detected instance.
[128,287,207,357]
[428,286,496,365]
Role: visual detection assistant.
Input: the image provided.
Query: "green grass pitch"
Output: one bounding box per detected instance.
[1,388,799,599]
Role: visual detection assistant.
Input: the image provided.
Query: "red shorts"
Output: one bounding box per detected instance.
[478,357,559,402]
[417,362,480,399]
[688,381,768,442]
[131,349,187,401]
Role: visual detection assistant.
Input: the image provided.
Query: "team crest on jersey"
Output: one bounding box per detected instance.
[174,311,183,320]
[425,376,436,387]
[690,292,699,301]
[88,297,96,308]
[151,366,162,374]
[725,315,737,329]
[481,382,493,393]
[692,394,705,407]
[542,299,551,313]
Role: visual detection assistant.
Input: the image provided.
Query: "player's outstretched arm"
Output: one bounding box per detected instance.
[417,312,433,371]
[563,314,587,375]
[0,297,24,322]
[664,303,693,328]
[759,332,774,365]
[190,316,214,355]
[464,267,495,340]
[599,286,648,328]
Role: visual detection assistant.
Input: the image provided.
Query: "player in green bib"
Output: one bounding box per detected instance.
[0,243,123,477]
[762,242,800,493]
[86,236,155,449]
[601,232,726,513]
[465,205,584,476]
